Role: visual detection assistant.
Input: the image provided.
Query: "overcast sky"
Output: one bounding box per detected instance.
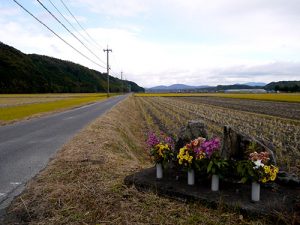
[1,0,300,87]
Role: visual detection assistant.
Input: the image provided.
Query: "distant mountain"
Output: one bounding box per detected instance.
[240,82,266,87]
[149,84,210,90]
[264,81,300,92]
[215,84,259,90]
[0,42,144,93]
[168,84,198,89]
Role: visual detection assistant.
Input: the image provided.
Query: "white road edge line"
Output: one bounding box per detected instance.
[10,182,21,185]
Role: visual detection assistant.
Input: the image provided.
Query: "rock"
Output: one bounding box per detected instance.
[276,171,300,187]
[175,120,208,152]
[221,126,276,164]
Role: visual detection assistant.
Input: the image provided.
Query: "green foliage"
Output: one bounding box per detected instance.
[194,158,209,175]
[236,160,256,183]
[0,42,144,93]
[206,157,229,177]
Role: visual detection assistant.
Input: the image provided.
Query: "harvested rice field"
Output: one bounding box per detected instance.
[177,96,300,120]
[135,95,300,176]
[0,93,110,123]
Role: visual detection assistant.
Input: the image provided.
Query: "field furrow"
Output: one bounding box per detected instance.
[136,96,300,175]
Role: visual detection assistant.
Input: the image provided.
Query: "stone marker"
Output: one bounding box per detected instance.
[175,120,208,152]
[221,126,276,164]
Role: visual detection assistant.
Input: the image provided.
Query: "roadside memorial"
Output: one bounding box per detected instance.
[125,121,300,220]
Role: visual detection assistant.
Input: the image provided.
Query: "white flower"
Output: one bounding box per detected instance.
[253,160,264,169]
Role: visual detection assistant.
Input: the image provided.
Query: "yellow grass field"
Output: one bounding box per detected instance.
[135,93,300,103]
[0,93,110,121]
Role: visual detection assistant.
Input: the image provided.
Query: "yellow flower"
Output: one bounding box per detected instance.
[270,174,276,181]
[264,165,270,174]
[261,177,267,183]
[177,146,194,165]
[273,166,279,173]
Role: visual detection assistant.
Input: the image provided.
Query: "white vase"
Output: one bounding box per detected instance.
[188,169,195,185]
[156,163,163,179]
[251,182,260,202]
[211,174,219,191]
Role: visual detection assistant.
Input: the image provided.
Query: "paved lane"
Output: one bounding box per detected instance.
[0,95,127,215]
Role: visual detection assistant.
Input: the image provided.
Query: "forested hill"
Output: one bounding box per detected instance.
[264,81,300,92]
[0,42,144,93]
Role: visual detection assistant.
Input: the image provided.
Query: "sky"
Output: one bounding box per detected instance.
[1,0,300,88]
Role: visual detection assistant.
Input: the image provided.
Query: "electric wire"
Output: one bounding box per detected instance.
[59,0,104,50]
[12,0,106,70]
[36,0,106,67]
[46,0,95,49]
[58,0,124,79]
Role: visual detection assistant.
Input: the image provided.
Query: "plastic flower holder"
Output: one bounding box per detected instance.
[156,163,163,179]
[251,182,260,201]
[188,169,195,185]
[211,174,219,191]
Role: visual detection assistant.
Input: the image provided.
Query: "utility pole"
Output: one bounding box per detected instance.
[103,46,112,97]
[121,71,124,94]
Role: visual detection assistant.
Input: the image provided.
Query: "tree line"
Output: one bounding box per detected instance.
[0,42,144,93]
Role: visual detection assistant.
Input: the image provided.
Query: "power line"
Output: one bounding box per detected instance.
[58,0,124,79]
[36,0,106,67]
[12,0,105,70]
[46,0,95,49]
[59,0,104,50]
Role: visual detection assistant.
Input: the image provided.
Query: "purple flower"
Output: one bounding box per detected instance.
[164,136,174,148]
[193,146,202,155]
[146,132,160,148]
[201,138,220,158]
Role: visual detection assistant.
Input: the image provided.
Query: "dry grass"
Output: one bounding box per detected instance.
[135,93,300,103]
[4,96,268,225]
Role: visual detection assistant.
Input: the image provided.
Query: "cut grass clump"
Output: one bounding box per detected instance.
[4,96,268,224]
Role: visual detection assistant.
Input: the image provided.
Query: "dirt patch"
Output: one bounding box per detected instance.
[4,96,269,224]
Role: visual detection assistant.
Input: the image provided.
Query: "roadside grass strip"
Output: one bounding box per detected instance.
[4,96,267,224]
[135,93,300,103]
[0,95,107,121]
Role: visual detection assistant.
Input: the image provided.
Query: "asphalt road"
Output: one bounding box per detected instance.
[0,95,127,215]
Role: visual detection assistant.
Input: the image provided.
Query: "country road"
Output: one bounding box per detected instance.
[0,94,127,216]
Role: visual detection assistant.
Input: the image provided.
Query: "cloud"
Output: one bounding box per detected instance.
[1,0,300,88]
[73,0,150,17]
[213,62,300,77]
[136,62,300,87]
[0,6,20,17]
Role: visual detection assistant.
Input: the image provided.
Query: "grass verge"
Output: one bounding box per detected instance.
[135,93,300,103]
[4,96,268,224]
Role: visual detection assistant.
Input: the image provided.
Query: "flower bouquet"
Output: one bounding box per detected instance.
[177,137,208,185]
[204,138,228,191]
[146,132,174,179]
[237,151,279,201]
[177,137,206,185]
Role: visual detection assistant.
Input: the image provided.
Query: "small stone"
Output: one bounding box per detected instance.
[175,120,208,151]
